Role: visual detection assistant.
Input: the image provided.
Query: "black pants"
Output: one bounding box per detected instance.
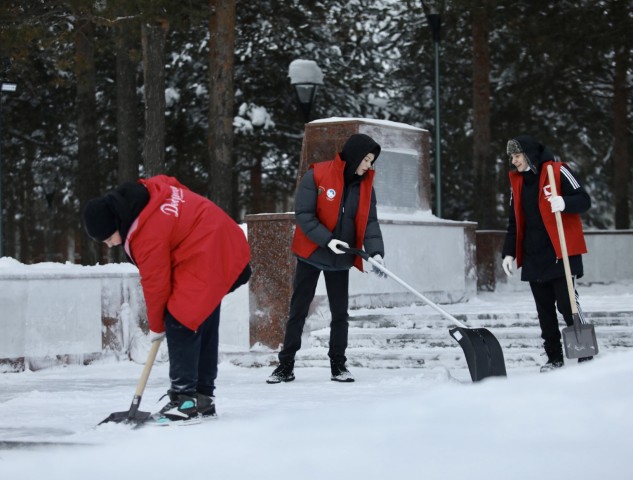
[278,260,349,364]
[529,276,584,356]
[165,305,220,397]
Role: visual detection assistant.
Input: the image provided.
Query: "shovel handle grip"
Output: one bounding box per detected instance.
[546,165,578,315]
[339,245,370,260]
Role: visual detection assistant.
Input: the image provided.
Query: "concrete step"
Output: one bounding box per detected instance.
[346,311,633,329]
[221,344,623,373]
[295,308,633,371]
[310,324,633,350]
[221,305,633,373]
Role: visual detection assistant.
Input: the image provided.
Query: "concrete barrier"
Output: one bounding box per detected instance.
[0,259,249,371]
[476,230,633,291]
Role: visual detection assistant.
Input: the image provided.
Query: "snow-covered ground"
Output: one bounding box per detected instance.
[1,281,632,480]
[0,355,631,479]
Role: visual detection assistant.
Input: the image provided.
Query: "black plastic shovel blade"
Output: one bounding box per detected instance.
[562,315,599,359]
[449,327,507,382]
[99,395,152,426]
[99,409,152,426]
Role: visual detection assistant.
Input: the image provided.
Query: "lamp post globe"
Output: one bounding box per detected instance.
[288,60,324,124]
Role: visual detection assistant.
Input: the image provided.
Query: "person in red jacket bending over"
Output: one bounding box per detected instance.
[501,135,593,372]
[83,175,251,423]
[267,133,386,384]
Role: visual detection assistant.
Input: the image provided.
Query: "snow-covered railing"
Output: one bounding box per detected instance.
[0,258,249,372]
[0,260,143,371]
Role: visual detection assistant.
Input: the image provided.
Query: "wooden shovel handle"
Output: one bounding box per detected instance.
[134,338,162,397]
[546,165,577,315]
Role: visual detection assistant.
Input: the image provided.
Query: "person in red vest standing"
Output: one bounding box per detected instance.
[267,134,385,384]
[83,175,251,423]
[501,135,593,372]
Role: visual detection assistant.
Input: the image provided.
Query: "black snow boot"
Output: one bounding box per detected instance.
[266,361,295,384]
[331,360,355,382]
[540,343,564,373]
[154,391,199,423]
[540,358,564,372]
[196,393,217,418]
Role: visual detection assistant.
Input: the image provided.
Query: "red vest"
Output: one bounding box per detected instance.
[509,161,587,268]
[291,155,374,271]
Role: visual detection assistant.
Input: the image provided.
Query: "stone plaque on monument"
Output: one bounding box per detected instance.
[297,118,431,213]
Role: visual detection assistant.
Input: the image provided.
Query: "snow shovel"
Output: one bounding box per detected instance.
[98,338,163,426]
[547,165,599,359]
[340,246,507,382]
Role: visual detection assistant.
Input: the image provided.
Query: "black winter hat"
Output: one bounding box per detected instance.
[340,133,381,183]
[507,135,555,173]
[83,196,118,242]
[83,182,150,243]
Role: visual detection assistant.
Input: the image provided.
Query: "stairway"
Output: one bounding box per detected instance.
[224,303,633,374]
[312,309,633,371]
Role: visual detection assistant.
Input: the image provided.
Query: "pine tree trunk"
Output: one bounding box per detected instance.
[472,4,495,229]
[208,0,236,216]
[612,0,630,229]
[116,19,141,184]
[75,16,100,265]
[141,19,169,177]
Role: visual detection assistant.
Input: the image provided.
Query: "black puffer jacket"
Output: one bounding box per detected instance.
[295,134,384,271]
[502,135,591,282]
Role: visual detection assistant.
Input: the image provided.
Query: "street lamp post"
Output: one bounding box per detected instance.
[288,60,324,124]
[0,80,18,258]
[422,2,443,218]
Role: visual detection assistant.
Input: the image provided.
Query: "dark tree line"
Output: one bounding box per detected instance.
[0,0,630,265]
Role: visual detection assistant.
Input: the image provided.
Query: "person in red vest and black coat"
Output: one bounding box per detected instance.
[267,133,385,384]
[501,135,593,372]
[83,175,251,423]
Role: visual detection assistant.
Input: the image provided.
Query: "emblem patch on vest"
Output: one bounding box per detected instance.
[317,186,325,196]
[543,185,552,199]
[326,188,336,200]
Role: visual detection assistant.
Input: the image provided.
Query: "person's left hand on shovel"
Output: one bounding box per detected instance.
[370,254,387,278]
[149,330,165,343]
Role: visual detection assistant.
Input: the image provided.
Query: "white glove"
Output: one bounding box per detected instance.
[502,256,514,277]
[327,239,349,254]
[371,254,387,278]
[149,330,166,343]
[549,195,565,213]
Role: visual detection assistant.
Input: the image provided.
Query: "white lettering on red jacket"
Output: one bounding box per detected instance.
[160,186,185,217]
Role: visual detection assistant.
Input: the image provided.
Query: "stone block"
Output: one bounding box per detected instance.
[245,213,296,349]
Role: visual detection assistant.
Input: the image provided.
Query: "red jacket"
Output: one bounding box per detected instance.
[291,155,374,271]
[509,161,587,268]
[124,175,250,333]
